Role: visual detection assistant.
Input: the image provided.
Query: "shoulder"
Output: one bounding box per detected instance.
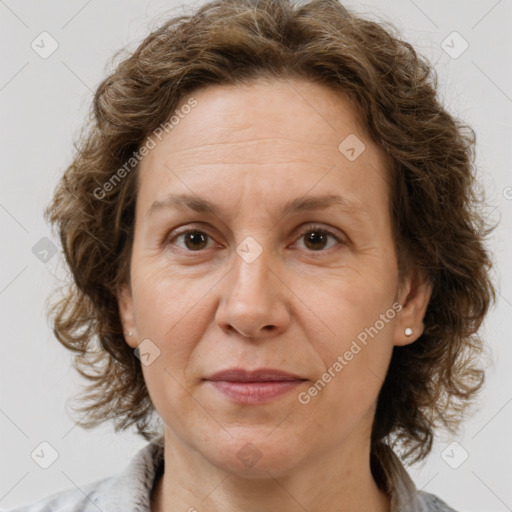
[376,444,460,512]
[416,490,459,512]
[3,476,117,512]
[4,440,164,512]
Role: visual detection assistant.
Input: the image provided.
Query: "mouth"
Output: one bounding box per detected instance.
[203,368,307,405]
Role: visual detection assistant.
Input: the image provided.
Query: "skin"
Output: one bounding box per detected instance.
[117,77,432,512]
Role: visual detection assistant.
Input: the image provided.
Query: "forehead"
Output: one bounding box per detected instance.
[136,78,390,216]
[146,78,367,157]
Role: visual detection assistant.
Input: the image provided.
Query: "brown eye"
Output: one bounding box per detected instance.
[183,231,209,250]
[303,230,329,251]
[295,226,343,252]
[173,230,213,251]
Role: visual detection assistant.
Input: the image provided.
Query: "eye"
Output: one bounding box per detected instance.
[294,225,345,252]
[169,229,216,251]
[164,224,346,254]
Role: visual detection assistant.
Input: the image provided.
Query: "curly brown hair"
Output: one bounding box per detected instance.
[46,0,495,477]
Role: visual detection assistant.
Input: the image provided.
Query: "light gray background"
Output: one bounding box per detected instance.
[1,0,511,510]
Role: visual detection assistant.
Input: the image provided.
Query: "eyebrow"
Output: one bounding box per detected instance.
[147,193,365,219]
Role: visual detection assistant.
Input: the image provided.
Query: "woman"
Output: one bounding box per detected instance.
[9,0,495,510]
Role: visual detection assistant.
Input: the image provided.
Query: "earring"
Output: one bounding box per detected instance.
[128,330,134,337]
[405,327,413,336]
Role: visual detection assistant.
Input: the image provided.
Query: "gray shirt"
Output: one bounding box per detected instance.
[6,441,457,512]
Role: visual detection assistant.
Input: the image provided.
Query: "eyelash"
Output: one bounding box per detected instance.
[165,224,346,255]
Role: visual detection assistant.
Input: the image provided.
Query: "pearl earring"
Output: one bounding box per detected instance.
[128,330,134,337]
[405,327,413,336]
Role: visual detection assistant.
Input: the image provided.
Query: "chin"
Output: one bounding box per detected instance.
[196,427,309,478]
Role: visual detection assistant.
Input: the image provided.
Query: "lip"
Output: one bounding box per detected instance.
[204,368,307,405]
[206,368,306,382]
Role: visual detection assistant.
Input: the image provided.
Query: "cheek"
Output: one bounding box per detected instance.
[141,358,210,446]
[132,267,207,416]
[132,261,209,334]
[296,262,397,346]
[294,266,396,405]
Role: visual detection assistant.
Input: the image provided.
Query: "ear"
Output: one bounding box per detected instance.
[117,283,138,349]
[393,267,433,347]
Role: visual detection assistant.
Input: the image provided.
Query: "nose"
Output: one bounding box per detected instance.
[215,249,291,339]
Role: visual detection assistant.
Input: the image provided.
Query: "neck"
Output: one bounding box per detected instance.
[151,430,390,512]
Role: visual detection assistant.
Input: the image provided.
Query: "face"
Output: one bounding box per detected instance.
[118,77,431,477]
